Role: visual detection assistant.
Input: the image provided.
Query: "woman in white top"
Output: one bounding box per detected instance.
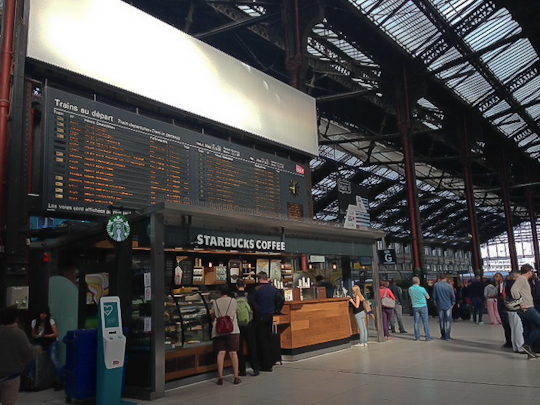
[211,284,241,385]
[29,307,63,389]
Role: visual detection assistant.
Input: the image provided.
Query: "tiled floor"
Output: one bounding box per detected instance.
[18,316,540,405]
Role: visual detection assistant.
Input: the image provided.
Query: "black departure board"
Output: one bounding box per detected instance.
[42,87,309,217]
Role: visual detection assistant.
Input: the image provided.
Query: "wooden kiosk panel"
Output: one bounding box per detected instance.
[278,298,352,350]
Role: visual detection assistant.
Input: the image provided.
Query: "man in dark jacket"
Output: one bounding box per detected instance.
[253,272,277,372]
[470,276,485,324]
[389,279,407,334]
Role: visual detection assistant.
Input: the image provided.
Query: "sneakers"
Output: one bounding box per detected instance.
[400,330,408,334]
[520,344,538,358]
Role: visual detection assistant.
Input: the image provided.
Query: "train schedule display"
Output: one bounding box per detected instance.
[42,87,309,218]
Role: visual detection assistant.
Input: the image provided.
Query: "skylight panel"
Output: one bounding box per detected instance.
[432,0,480,25]
[525,104,540,122]
[236,5,263,17]
[376,2,435,54]
[482,99,509,118]
[463,9,517,51]
[429,46,463,71]
[517,132,539,149]
[514,76,540,105]
[448,71,492,105]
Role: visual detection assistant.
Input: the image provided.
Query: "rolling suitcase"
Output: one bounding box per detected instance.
[22,349,57,391]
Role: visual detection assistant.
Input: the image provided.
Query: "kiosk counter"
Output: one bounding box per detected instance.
[274,297,353,357]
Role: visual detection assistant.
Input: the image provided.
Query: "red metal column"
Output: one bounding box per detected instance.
[500,150,518,271]
[461,119,482,274]
[527,188,540,272]
[397,68,423,272]
[0,0,16,238]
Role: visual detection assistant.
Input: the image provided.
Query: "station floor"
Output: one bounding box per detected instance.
[18,315,540,405]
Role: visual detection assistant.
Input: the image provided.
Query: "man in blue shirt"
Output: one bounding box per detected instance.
[408,276,432,341]
[432,275,456,340]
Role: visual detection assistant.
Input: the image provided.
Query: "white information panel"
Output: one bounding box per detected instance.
[27,0,318,156]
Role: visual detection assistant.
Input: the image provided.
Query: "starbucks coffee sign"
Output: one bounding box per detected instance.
[195,234,285,252]
[106,215,131,242]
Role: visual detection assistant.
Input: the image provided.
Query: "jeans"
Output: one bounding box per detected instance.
[27,341,64,384]
[438,308,452,339]
[518,307,540,347]
[413,306,431,340]
[471,297,484,323]
[354,311,368,344]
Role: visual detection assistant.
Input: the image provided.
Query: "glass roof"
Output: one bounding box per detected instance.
[351,0,540,159]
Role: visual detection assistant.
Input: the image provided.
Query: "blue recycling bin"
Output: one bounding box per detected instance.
[63,329,98,402]
[63,329,128,403]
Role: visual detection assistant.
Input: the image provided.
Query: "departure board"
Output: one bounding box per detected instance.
[42,87,309,217]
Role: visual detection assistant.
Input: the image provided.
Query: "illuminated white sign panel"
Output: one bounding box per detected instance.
[27,0,318,156]
[195,234,285,251]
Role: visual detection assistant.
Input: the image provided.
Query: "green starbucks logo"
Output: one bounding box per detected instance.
[106,215,130,242]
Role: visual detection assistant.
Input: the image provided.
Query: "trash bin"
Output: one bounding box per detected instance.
[63,329,98,403]
[63,328,128,403]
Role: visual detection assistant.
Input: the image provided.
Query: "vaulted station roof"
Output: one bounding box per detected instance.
[124,0,540,248]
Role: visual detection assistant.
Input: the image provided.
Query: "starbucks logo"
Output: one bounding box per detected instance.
[106,215,131,242]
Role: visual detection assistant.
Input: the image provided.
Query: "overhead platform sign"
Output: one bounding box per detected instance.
[27,0,318,156]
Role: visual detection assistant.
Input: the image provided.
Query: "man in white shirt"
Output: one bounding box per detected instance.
[511,264,540,358]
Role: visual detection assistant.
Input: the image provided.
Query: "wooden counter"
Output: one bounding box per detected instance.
[275,298,353,350]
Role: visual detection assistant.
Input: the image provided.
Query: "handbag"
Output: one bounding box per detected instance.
[215,298,234,334]
[381,288,396,309]
[504,297,523,311]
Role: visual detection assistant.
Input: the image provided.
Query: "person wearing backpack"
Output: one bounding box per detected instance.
[235,279,260,376]
[211,284,241,385]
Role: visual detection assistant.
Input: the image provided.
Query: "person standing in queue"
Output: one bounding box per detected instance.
[349,285,368,347]
[494,272,512,349]
[432,274,456,340]
[253,272,277,372]
[409,276,433,342]
[0,306,38,405]
[235,279,260,376]
[380,281,396,340]
[389,278,407,334]
[212,284,241,385]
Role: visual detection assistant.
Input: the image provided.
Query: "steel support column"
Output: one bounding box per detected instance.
[0,0,15,237]
[527,188,540,272]
[461,119,482,274]
[396,68,423,274]
[150,213,165,399]
[282,0,323,91]
[500,150,518,271]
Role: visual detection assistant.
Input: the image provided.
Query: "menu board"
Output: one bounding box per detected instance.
[42,87,309,217]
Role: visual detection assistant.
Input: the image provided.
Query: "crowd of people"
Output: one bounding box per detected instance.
[372,265,540,359]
